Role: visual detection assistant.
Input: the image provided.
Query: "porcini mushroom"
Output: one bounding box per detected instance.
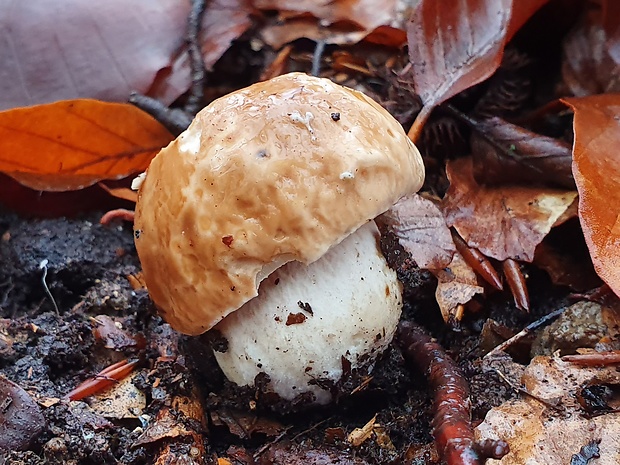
[134,73,424,405]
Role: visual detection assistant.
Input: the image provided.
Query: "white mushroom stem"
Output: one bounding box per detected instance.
[212,221,403,405]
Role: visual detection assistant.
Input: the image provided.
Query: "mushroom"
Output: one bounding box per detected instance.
[134,72,424,405]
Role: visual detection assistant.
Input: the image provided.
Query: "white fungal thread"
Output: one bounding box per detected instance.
[39,259,60,315]
[289,111,316,140]
[339,171,355,180]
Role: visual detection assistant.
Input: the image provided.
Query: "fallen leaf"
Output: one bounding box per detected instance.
[476,355,620,464]
[92,315,145,351]
[442,157,578,262]
[255,0,409,49]
[0,0,189,110]
[210,408,285,439]
[563,94,620,298]
[142,0,255,103]
[432,251,484,322]
[406,0,511,140]
[258,441,371,465]
[98,183,138,204]
[471,117,575,189]
[0,375,46,451]
[561,5,620,97]
[90,372,146,419]
[259,19,368,49]
[378,194,455,270]
[253,0,404,32]
[0,99,173,191]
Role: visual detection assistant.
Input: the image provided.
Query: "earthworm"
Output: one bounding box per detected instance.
[397,321,509,464]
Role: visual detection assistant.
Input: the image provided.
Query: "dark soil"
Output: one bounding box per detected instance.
[0,210,571,465]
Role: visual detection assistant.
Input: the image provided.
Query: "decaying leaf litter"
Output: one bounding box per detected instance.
[1,0,620,464]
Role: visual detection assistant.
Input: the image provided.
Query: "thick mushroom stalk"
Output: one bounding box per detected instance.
[134,72,424,405]
[213,221,401,404]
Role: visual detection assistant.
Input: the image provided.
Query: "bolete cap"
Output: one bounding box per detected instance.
[134,72,424,335]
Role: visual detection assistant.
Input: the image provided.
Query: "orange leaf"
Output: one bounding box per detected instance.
[563,94,620,298]
[0,100,172,191]
[442,157,577,262]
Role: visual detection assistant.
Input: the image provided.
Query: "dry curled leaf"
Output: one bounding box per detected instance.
[471,116,575,189]
[258,441,371,465]
[406,0,552,141]
[378,194,455,270]
[476,355,620,464]
[406,0,511,139]
[0,99,173,191]
[253,0,406,32]
[432,251,484,323]
[442,157,578,262]
[563,94,620,298]
[255,0,408,49]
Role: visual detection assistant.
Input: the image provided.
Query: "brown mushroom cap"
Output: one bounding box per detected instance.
[134,72,424,335]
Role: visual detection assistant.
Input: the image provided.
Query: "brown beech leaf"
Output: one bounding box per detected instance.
[1,1,254,111]
[561,5,620,97]
[0,99,173,191]
[442,157,578,262]
[0,0,189,110]
[159,0,255,102]
[406,0,511,140]
[471,116,575,189]
[378,194,455,270]
[432,251,484,323]
[563,94,620,298]
[255,0,408,49]
[476,356,620,465]
[258,441,371,465]
[253,0,403,32]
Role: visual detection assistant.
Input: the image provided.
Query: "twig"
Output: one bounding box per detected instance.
[184,0,207,115]
[493,368,563,413]
[128,0,208,135]
[484,307,566,358]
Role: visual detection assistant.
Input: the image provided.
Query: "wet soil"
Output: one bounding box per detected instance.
[0,210,572,464]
